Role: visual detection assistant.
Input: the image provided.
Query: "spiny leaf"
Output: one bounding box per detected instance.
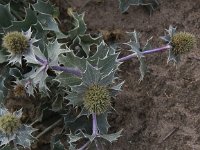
[119,0,159,13]
[37,13,59,32]
[82,62,101,86]
[36,13,67,39]
[59,51,86,72]
[66,92,84,107]
[33,22,48,49]
[161,26,179,63]
[0,4,13,28]
[14,125,37,148]
[46,40,66,66]
[97,112,110,134]
[55,73,82,87]
[89,41,109,62]
[97,53,119,76]
[33,0,56,15]
[167,48,180,63]
[99,71,115,86]
[166,25,176,38]
[29,66,48,91]
[68,12,87,39]
[78,34,102,56]
[100,129,123,143]
[110,81,124,97]
[125,31,151,81]
[5,8,37,32]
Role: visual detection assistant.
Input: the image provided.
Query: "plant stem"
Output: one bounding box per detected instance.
[92,113,98,135]
[35,55,82,77]
[50,65,82,77]
[117,45,171,62]
[36,118,62,139]
[35,55,47,64]
[35,45,171,77]
[78,113,98,150]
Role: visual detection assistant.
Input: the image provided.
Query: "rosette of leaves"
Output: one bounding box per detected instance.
[160,25,196,63]
[64,43,124,149]
[119,0,159,13]
[0,107,36,149]
[124,31,152,81]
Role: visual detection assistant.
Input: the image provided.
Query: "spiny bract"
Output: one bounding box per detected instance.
[0,114,21,134]
[171,32,196,55]
[2,31,29,55]
[84,85,111,115]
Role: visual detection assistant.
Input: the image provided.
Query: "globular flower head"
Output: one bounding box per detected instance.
[84,84,111,114]
[66,59,123,116]
[1,28,37,65]
[0,113,21,134]
[171,32,196,55]
[2,31,29,55]
[0,107,36,148]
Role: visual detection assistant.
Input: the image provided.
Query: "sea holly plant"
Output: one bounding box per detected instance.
[0,107,36,149]
[66,60,124,149]
[0,0,197,150]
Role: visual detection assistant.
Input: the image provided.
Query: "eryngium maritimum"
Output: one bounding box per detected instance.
[3,31,29,55]
[84,85,111,115]
[0,114,21,134]
[0,107,36,148]
[2,28,37,65]
[171,32,196,55]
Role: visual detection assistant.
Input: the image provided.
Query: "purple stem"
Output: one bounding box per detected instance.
[50,65,82,77]
[118,45,171,62]
[35,55,47,64]
[92,113,98,136]
[78,113,98,150]
[35,45,171,77]
[35,55,82,77]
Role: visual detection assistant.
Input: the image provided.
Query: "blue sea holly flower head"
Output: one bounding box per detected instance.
[2,28,38,65]
[0,107,36,148]
[66,60,124,115]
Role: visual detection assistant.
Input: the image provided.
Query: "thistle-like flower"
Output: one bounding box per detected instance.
[66,61,123,115]
[171,32,196,55]
[2,28,37,65]
[84,84,111,114]
[0,107,36,148]
[161,26,196,63]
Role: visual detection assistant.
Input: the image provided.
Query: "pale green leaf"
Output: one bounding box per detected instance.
[68,12,87,39]
[100,129,123,143]
[82,62,101,86]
